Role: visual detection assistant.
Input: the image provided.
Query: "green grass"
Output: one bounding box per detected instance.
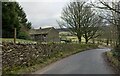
[106,51,120,73]
[60,36,86,42]
[1,38,37,44]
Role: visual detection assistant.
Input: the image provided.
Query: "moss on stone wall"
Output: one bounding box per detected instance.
[2,42,98,74]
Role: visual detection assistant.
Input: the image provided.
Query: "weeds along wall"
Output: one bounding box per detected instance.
[2,42,97,73]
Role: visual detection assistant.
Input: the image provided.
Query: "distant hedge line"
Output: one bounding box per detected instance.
[2,42,98,74]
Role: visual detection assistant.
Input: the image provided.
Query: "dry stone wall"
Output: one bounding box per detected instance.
[2,42,97,74]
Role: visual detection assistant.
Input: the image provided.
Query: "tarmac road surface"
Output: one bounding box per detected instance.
[33,48,114,74]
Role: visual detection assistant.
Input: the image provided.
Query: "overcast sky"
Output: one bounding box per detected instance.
[17,0,72,29]
[17,0,115,29]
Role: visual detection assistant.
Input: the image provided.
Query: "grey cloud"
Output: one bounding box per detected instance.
[18,1,69,29]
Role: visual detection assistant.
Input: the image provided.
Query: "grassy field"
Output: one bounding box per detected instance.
[60,35,85,43]
[1,38,37,44]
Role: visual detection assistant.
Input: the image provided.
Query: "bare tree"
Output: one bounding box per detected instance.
[81,7,102,44]
[58,1,102,43]
[58,1,86,43]
[92,0,120,46]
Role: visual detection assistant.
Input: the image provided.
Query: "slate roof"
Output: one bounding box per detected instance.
[29,27,54,35]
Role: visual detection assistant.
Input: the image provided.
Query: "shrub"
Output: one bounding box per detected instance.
[18,32,30,40]
[113,45,120,60]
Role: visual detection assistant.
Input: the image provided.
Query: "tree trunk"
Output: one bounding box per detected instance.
[85,34,88,44]
[78,38,81,43]
[92,38,95,44]
[85,39,88,44]
[116,24,120,46]
[77,35,81,43]
[118,31,120,46]
[14,28,16,44]
[106,39,109,45]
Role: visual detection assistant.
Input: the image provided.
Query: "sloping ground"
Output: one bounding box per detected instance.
[105,51,120,74]
[34,48,114,74]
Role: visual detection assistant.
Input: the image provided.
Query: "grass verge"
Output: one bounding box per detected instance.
[104,51,120,74]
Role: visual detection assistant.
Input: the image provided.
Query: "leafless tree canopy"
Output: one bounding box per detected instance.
[96,0,120,46]
[58,1,102,43]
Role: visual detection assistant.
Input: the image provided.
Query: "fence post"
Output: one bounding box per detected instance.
[14,28,16,44]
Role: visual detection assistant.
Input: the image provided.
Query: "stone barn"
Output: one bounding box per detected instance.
[29,27,60,42]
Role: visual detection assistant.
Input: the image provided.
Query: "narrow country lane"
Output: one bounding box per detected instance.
[33,48,114,74]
